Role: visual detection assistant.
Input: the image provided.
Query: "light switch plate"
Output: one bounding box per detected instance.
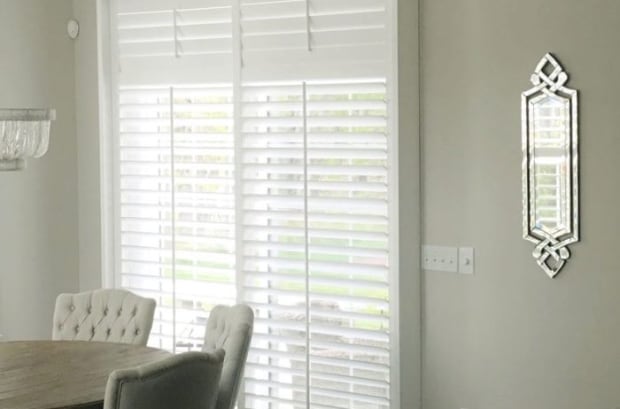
[458,247,474,274]
[422,245,458,272]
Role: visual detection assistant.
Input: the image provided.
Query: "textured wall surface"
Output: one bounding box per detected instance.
[421,1,620,408]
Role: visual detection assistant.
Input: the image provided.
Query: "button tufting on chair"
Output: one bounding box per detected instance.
[52,289,156,346]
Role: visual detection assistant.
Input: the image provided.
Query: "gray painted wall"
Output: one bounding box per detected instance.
[0,0,78,340]
[398,0,422,408]
[421,1,620,408]
[73,0,103,292]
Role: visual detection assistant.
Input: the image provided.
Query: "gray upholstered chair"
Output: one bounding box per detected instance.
[52,288,156,346]
[103,350,225,409]
[203,304,254,409]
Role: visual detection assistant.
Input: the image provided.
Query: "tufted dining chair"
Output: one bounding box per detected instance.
[202,304,254,409]
[52,288,156,346]
[104,350,225,409]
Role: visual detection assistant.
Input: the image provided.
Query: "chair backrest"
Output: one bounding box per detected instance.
[202,304,254,409]
[103,350,225,409]
[52,288,156,346]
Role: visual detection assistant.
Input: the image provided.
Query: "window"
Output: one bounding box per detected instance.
[105,0,396,408]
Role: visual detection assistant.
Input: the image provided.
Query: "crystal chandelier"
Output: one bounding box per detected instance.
[0,108,56,171]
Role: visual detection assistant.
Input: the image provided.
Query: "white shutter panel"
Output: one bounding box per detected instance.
[306,81,390,409]
[241,83,308,408]
[241,80,390,409]
[116,0,233,85]
[119,87,176,350]
[169,86,237,349]
[240,0,387,81]
[118,85,237,351]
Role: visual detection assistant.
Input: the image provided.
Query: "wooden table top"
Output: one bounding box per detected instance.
[0,340,171,409]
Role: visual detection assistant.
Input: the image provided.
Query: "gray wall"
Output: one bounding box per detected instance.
[421,1,620,408]
[73,0,103,291]
[0,0,79,340]
[398,0,422,408]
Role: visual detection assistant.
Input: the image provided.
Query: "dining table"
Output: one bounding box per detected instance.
[0,340,171,409]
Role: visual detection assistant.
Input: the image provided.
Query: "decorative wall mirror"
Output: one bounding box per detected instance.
[522,53,579,278]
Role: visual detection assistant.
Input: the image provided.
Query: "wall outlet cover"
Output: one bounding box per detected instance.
[422,245,458,273]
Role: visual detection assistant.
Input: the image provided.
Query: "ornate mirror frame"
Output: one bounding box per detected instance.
[522,53,579,278]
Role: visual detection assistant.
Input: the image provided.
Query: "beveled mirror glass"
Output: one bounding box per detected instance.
[522,53,578,278]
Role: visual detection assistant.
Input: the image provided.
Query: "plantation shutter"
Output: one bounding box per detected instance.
[111,0,393,408]
[115,0,238,350]
[241,80,390,409]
